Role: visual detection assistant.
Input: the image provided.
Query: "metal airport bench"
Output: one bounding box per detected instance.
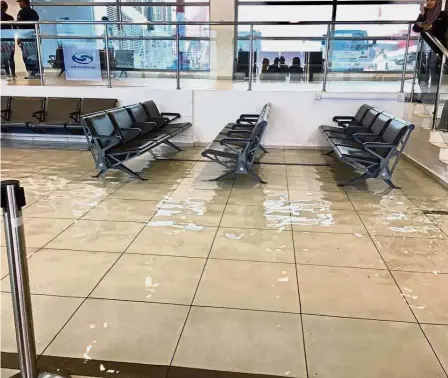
[82,103,192,180]
[321,106,382,135]
[201,103,271,183]
[320,109,414,189]
[0,96,117,135]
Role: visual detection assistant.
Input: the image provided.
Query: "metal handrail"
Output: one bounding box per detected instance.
[424,31,448,59]
[0,19,417,26]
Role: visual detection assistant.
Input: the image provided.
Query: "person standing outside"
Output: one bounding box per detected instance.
[16,0,39,79]
[1,1,16,81]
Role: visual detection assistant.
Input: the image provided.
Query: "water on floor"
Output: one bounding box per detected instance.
[1,146,447,378]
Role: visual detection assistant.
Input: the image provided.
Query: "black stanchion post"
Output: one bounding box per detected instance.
[1,180,69,378]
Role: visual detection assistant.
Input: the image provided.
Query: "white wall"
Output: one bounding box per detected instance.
[1,85,408,148]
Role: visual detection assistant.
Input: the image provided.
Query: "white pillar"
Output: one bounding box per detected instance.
[210,0,235,84]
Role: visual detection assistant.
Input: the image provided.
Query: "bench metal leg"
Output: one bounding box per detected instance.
[259,145,268,154]
[209,170,235,182]
[164,141,183,152]
[116,163,148,181]
[248,169,267,184]
[92,168,108,179]
[337,172,370,187]
[383,179,401,189]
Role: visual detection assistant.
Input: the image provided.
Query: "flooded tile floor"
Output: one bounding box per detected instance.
[1,146,447,378]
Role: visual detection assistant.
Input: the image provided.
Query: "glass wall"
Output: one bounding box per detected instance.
[32,0,210,74]
[236,0,420,91]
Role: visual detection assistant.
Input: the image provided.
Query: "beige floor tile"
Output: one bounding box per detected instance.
[257,151,285,164]
[289,190,354,211]
[221,204,292,230]
[303,315,447,378]
[24,192,100,219]
[1,164,41,179]
[228,187,289,206]
[172,307,307,378]
[422,324,448,372]
[294,232,384,269]
[1,249,119,297]
[399,178,448,197]
[127,223,217,257]
[347,191,419,212]
[286,165,341,178]
[428,214,448,235]
[111,182,177,201]
[408,196,448,212]
[291,209,366,234]
[287,176,343,192]
[210,228,294,263]
[233,172,288,188]
[343,179,402,194]
[372,236,448,273]
[1,247,39,279]
[358,211,446,239]
[0,218,74,248]
[82,198,159,222]
[44,299,189,365]
[181,176,235,188]
[0,369,19,377]
[393,272,448,324]
[194,259,300,312]
[284,150,328,165]
[152,202,225,227]
[168,185,231,204]
[20,176,73,196]
[92,254,205,305]
[47,220,144,253]
[298,265,414,321]
[1,293,82,353]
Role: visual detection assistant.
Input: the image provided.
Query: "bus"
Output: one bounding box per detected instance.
[322,30,375,72]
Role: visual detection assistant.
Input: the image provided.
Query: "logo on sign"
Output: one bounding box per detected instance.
[72,53,94,65]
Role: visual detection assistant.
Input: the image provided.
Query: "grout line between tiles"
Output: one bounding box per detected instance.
[165,160,229,376]
[345,192,448,378]
[286,161,310,378]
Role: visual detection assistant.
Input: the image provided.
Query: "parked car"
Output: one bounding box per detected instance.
[368,45,417,71]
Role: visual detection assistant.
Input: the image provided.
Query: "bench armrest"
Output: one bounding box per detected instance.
[227,130,251,138]
[32,110,45,122]
[93,135,122,151]
[333,116,355,122]
[69,110,80,123]
[363,142,397,160]
[353,133,380,144]
[240,114,259,119]
[161,112,181,123]
[220,138,250,145]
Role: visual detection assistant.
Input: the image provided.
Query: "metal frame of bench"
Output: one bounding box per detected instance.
[324,118,414,189]
[201,103,271,183]
[82,105,191,181]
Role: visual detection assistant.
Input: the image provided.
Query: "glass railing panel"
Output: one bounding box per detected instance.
[325,24,417,92]
[40,36,111,86]
[109,36,177,88]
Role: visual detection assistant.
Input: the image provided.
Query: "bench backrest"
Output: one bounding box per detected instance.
[9,97,45,123]
[107,108,135,131]
[1,96,11,121]
[361,108,381,127]
[141,100,162,119]
[369,113,393,135]
[46,97,81,124]
[82,112,118,150]
[355,104,373,123]
[382,119,411,145]
[126,104,149,123]
[81,98,118,116]
[245,103,271,163]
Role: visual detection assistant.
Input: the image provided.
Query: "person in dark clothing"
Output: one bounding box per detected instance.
[413,0,447,98]
[267,57,279,73]
[261,58,269,74]
[16,0,40,79]
[1,1,16,80]
[289,56,304,82]
[278,55,289,81]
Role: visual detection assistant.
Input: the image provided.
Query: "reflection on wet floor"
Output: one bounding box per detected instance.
[0,146,447,378]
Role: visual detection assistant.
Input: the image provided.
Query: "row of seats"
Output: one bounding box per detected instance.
[201,104,271,183]
[1,97,118,135]
[320,104,415,188]
[83,101,192,180]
